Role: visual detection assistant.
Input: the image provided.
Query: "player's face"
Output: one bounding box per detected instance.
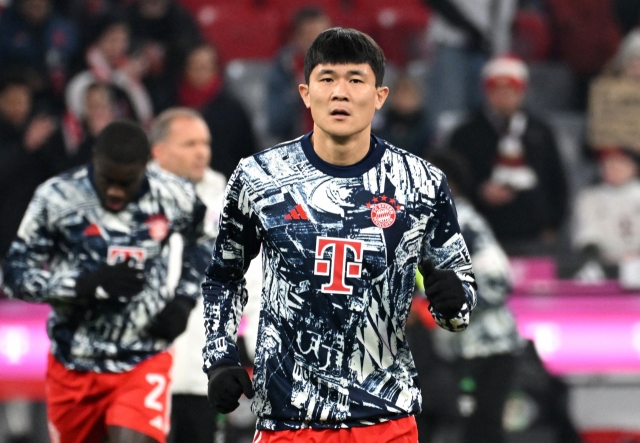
[299,63,389,140]
[93,156,147,212]
[485,79,525,118]
[152,117,211,183]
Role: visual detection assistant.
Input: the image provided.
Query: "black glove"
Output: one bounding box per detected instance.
[147,296,195,341]
[419,259,467,319]
[207,364,254,413]
[75,258,145,302]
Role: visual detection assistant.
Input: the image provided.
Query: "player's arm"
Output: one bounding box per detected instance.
[2,184,145,305]
[419,177,477,332]
[2,186,74,303]
[173,194,210,301]
[460,222,511,311]
[201,163,262,372]
[147,190,209,342]
[201,163,261,412]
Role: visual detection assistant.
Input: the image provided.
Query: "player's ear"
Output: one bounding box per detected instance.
[299,84,311,109]
[375,86,389,110]
[150,143,162,162]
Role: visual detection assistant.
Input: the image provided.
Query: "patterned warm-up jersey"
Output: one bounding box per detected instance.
[2,165,208,372]
[431,198,523,360]
[202,133,477,430]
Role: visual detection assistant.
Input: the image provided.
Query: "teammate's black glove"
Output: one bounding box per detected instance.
[75,258,145,302]
[207,364,254,413]
[419,259,467,319]
[147,296,195,341]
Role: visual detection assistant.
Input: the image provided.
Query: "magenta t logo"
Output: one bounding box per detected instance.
[314,237,364,294]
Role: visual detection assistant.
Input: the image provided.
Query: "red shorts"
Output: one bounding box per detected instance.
[253,416,418,443]
[45,352,172,443]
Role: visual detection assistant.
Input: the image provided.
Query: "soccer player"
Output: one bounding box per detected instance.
[423,150,523,443]
[2,120,208,443]
[203,28,477,442]
[149,107,262,442]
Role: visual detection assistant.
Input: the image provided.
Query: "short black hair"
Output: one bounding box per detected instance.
[304,27,385,87]
[93,120,150,164]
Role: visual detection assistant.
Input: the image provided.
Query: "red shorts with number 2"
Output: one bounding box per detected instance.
[45,351,172,443]
[253,415,418,443]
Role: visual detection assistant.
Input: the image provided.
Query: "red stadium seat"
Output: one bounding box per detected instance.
[193,5,283,61]
[370,5,430,66]
[351,0,426,9]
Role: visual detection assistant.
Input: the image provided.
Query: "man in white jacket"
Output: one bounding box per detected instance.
[149,107,262,443]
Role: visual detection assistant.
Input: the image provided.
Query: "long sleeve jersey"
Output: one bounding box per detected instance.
[202,133,476,430]
[2,165,208,373]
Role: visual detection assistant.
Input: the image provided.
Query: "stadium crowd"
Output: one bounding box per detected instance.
[1,0,640,442]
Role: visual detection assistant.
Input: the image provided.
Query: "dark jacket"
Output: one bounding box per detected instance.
[448,108,568,242]
[0,5,79,98]
[265,44,308,142]
[374,108,432,158]
[0,117,66,257]
[125,1,202,112]
[201,88,257,179]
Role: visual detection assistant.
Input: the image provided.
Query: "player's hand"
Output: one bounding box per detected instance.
[147,296,195,341]
[75,258,145,302]
[207,364,254,413]
[418,260,467,319]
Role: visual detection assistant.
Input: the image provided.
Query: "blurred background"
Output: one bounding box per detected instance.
[1,0,640,442]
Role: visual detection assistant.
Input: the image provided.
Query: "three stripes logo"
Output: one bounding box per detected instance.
[285,204,309,221]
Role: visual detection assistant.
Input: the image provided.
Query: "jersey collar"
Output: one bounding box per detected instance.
[300,131,387,178]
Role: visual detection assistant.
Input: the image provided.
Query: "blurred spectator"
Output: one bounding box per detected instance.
[546,0,621,109]
[418,149,524,443]
[125,0,203,113]
[610,29,640,80]
[424,0,518,133]
[373,74,432,157]
[572,147,640,273]
[65,14,153,127]
[63,82,117,168]
[448,56,568,252]
[177,44,257,179]
[0,0,79,106]
[0,73,66,258]
[266,6,330,143]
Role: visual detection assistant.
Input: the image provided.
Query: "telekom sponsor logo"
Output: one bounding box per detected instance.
[314,237,364,294]
[106,246,147,266]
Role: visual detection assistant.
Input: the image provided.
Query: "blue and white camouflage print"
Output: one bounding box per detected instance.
[2,165,209,373]
[202,133,477,430]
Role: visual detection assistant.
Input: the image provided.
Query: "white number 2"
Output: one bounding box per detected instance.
[144,373,166,412]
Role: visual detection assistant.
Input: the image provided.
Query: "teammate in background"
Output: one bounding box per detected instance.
[203,28,477,442]
[1,120,208,443]
[422,150,524,443]
[149,108,262,443]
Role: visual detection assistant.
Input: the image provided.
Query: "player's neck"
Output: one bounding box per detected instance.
[310,125,371,166]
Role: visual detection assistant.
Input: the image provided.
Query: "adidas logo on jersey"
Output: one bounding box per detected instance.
[285,204,309,221]
[83,223,103,237]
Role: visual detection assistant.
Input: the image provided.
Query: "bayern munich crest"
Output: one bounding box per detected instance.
[366,195,401,228]
[145,214,170,241]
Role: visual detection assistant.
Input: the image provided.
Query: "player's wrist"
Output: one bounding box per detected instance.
[74,272,100,300]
